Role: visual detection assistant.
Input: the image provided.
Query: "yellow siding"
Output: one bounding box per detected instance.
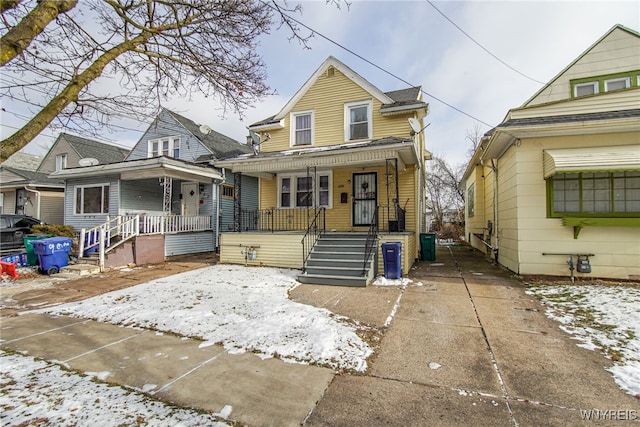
[220,233,303,269]
[377,233,416,275]
[261,68,417,153]
[496,144,519,273]
[258,164,418,234]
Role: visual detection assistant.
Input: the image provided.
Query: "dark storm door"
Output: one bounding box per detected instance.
[352,172,377,226]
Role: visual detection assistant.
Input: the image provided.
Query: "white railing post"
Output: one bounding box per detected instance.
[79,228,86,258]
[99,227,106,272]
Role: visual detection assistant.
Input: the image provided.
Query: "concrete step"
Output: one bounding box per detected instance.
[304,265,369,277]
[297,273,369,287]
[305,258,369,269]
[61,263,101,276]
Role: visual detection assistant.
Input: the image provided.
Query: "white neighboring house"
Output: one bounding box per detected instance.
[462,24,640,280]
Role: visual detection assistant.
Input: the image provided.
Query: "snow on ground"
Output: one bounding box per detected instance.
[35,265,372,372]
[526,283,640,397]
[0,352,230,427]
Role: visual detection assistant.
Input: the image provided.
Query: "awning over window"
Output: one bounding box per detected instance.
[543,145,640,178]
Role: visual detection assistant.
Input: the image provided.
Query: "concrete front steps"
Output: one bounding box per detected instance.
[297,233,377,287]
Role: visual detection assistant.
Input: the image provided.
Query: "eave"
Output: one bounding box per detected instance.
[214,139,420,178]
[49,156,223,182]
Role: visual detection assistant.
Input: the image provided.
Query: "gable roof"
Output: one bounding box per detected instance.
[163,109,252,160]
[522,24,640,107]
[250,57,427,129]
[37,133,130,173]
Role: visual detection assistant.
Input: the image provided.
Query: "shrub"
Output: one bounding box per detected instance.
[32,224,78,239]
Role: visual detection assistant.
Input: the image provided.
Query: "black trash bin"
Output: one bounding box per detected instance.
[381,242,402,279]
[420,233,436,261]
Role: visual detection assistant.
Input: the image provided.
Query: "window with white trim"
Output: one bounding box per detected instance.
[75,184,109,214]
[290,111,313,146]
[574,81,598,97]
[277,171,332,208]
[55,154,67,171]
[148,136,180,158]
[604,77,630,92]
[345,100,372,141]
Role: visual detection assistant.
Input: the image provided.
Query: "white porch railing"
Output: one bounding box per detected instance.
[79,215,212,272]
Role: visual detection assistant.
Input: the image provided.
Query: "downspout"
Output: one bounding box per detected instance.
[24,186,41,219]
[215,168,226,252]
[490,159,499,262]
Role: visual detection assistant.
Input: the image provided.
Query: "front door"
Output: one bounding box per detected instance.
[181,182,199,216]
[352,172,377,226]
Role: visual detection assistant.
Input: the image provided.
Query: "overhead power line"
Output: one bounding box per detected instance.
[261,0,494,128]
[425,0,546,85]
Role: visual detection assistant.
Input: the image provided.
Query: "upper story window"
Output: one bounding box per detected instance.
[55,153,67,171]
[574,81,598,97]
[148,136,180,158]
[290,111,313,146]
[571,70,639,98]
[345,100,372,141]
[604,77,630,92]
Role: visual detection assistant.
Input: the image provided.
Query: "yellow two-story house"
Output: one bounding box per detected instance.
[216,56,430,286]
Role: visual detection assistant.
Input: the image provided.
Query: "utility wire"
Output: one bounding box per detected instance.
[425,0,545,85]
[262,0,494,128]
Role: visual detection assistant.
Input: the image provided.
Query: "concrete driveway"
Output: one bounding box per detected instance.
[2,245,637,426]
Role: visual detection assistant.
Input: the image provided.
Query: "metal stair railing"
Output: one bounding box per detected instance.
[362,206,379,275]
[301,208,326,273]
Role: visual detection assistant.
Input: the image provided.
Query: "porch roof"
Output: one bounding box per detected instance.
[49,156,223,182]
[213,137,421,177]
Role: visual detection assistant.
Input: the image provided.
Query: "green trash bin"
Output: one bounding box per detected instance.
[420,233,436,261]
[23,234,54,266]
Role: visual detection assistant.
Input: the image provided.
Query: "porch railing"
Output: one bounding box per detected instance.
[79,214,212,272]
[301,208,326,273]
[238,208,320,232]
[362,206,379,275]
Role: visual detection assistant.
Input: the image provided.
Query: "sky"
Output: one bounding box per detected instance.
[1,265,639,425]
[3,1,639,167]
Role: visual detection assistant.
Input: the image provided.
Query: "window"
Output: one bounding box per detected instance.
[345,100,372,141]
[278,172,332,208]
[467,184,475,218]
[548,172,640,216]
[574,81,598,97]
[55,154,67,171]
[148,136,180,158]
[291,111,313,146]
[75,184,109,214]
[222,184,235,199]
[604,77,630,92]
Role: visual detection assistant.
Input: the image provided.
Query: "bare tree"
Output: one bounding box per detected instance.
[426,155,465,232]
[465,121,484,160]
[0,0,345,161]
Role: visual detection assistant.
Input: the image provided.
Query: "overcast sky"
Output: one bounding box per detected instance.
[5,1,639,167]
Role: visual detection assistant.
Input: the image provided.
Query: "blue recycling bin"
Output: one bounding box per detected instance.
[382,242,402,279]
[33,237,72,275]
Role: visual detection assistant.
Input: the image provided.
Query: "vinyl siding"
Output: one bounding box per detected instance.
[261,68,418,153]
[120,179,165,214]
[220,232,303,269]
[63,175,120,231]
[527,28,640,106]
[1,191,16,214]
[495,144,519,273]
[127,109,212,162]
[513,132,640,279]
[38,139,82,174]
[38,192,64,224]
[258,164,417,233]
[165,232,215,256]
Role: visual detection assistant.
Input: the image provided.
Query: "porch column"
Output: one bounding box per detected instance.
[234,172,242,232]
[161,176,172,214]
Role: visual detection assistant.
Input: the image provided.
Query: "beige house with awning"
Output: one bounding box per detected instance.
[463,24,640,280]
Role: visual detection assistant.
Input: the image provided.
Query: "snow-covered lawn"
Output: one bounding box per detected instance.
[35,265,373,372]
[526,283,640,398]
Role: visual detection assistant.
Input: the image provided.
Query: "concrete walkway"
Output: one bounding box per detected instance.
[1,245,637,426]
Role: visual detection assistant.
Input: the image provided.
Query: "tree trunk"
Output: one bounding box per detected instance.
[1,33,150,161]
[0,0,77,66]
